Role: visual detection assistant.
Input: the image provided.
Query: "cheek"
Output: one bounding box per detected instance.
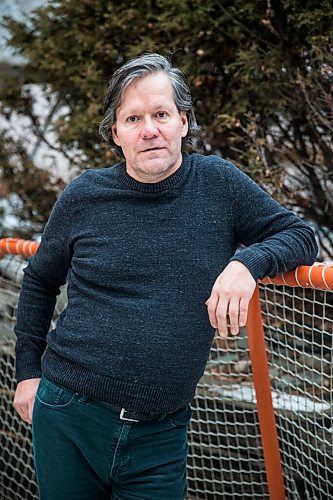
[166,125,184,144]
[174,128,185,145]
[115,132,135,152]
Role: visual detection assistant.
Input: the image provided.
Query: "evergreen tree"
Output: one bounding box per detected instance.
[1,0,332,254]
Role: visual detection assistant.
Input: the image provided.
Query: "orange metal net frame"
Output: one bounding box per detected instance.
[1,238,332,499]
[247,263,333,500]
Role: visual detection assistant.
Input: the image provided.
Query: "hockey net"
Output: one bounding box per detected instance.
[0,239,332,499]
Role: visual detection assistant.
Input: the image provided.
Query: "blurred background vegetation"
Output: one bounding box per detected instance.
[0,0,332,257]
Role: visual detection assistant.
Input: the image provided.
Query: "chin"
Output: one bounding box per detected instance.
[147,164,173,176]
[140,158,170,172]
[129,154,181,181]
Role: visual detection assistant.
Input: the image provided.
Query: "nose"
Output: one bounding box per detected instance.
[141,116,158,138]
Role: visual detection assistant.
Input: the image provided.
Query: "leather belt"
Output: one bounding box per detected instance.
[99,401,167,423]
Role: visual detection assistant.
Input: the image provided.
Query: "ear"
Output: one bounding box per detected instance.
[180,112,189,138]
[111,123,121,146]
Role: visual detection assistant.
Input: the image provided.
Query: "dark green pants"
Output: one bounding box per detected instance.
[32,376,190,500]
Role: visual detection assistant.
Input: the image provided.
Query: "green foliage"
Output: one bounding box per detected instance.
[1,0,333,253]
[0,130,60,236]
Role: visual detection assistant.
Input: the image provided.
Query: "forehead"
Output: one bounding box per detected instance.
[117,72,176,114]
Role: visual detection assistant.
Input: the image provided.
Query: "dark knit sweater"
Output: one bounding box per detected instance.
[14,153,317,412]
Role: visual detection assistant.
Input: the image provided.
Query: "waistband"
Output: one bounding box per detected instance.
[98,401,168,422]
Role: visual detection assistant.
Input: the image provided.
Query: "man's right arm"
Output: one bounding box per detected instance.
[14,186,74,420]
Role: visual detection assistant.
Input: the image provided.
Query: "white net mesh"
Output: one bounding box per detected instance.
[188,331,269,499]
[0,254,66,500]
[1,252,332,499]
[0,255,38,500]
[259,284,333,500]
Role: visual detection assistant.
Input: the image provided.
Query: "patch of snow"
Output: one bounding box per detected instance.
[211,383,331,414]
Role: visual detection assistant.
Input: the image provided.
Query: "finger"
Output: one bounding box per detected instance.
[13,401,22,416]
[206,294,218,329]
[14,405,27,422]
[22,413,30,424]
[239,296,250,327]
[27,401,34,424]
[14,401,30,424]
[228,296,241,335]
[215,295,229,338]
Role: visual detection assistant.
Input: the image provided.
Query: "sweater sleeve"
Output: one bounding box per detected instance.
[14,186,74,382]
[226,163,318,280]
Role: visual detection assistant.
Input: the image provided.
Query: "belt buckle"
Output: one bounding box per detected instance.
[120,408,140,423]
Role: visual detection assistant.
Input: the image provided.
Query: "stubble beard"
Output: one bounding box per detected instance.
[134,150,182,183]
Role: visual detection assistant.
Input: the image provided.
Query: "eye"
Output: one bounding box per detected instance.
[126,115,139,124]
[156,111,168,119]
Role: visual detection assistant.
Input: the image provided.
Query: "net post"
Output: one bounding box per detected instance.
[247,284,286,500]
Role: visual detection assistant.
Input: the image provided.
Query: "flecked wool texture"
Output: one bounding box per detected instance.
[14,153,318,412]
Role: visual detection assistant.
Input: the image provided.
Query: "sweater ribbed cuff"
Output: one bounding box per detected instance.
[229,248,272,282]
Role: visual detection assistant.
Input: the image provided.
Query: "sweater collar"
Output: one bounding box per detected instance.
[119,153,189,193]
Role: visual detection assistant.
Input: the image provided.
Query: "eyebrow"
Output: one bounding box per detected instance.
[118,103,174,118]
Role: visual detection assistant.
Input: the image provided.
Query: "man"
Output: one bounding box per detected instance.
[13,53,317,500]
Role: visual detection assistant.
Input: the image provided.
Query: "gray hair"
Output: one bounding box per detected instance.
[99,53,197,156]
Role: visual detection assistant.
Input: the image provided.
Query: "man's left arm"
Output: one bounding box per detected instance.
[206,162,318,337]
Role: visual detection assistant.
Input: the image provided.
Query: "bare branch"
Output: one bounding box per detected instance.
[297,69,333,134]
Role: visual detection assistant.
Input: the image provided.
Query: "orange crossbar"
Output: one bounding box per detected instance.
[1,238,332,289]
[261,263,333,290]
[247,286,286,500]
[0,238,39,257]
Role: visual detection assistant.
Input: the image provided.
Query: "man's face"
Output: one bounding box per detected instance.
[112,72,188,183]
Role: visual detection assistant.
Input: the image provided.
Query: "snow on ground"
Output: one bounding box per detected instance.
[211,383,331,414]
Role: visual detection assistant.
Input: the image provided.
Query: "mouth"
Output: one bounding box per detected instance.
[140,147,164,153]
